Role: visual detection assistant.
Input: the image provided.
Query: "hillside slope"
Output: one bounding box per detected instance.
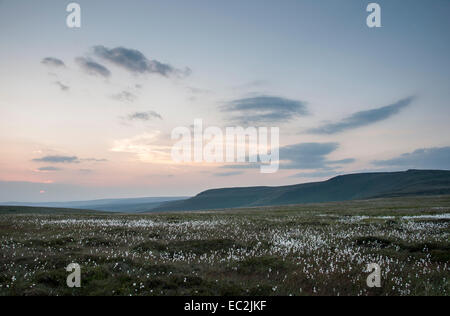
[0,206,104,215]
[2,196,188,213]
[152,170,450,212]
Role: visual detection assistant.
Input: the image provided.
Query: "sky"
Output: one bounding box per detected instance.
[0,0,449,202]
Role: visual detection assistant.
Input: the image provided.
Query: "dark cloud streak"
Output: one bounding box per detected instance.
[32,156,80,164]
[75,57,111,78]
[222,95,309,125]
[128,111,163,121]
[222,142,355,171]
[373,147,450,170]
[41,57,65,68]
[93,45,190,77]
[307,97,415,134]
[37,166,62,171]
[55,81,69,91]
[280,143,341,169]
[32,156,107,164]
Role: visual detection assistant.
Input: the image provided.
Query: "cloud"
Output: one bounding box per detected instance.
[111,132,172,163]
[307,97,415,134]
[80,158,108,163]
[75,57,111,78]
[222,95,309,125]
[222,142,354,171]
[280,142,350,169]
[373,147,450,170]
[32,156,80,164]
[41,57,65,68]
[327,158,356,165]
[128,111,163,121]
[32,156,107,164]
[112,91,137,102]
[55,81,70,91]
[214,171,245,177]
[93,45,191,77]
[37,166,62,172]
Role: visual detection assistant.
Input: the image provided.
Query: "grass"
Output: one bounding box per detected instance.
[0,195,449,296]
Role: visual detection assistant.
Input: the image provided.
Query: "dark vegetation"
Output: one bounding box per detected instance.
[0,195,449,296]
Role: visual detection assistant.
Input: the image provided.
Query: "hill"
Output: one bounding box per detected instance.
[152,170,450,212]
[0,205,104,215]
[1,196,187,213]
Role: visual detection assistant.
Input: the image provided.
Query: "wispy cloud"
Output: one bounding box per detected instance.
[93,45,191,77]
[222,142,354,171]
[214,171,244,177]
[37,166,62,172]
[80,158,108,163]
[32,156,80,164]
[111,90,137,102]
[55,81,69,91]
[32,156,107,164]
[328,158,356,165]
[373,146,450,170]
[307,97,415,134]
[111,132,172,163]
[280,143,353,170]
[128,111,163,121]
[222,95,308,125]
[41,57,65,68]
[75,57,111,78]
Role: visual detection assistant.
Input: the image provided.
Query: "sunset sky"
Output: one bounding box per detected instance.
[1,0,449,202]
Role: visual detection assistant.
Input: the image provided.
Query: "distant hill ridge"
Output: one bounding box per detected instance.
[152,170,450,212]
[2,196,188,213]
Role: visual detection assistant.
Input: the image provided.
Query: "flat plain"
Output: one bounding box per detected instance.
[0,195,449,296]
